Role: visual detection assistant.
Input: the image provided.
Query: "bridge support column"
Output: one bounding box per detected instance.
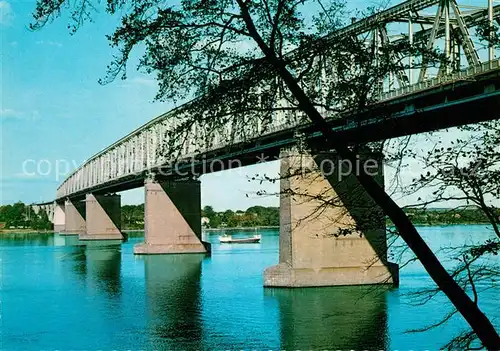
[53,201,66,232]
[62,199,86,235]
[264,149,398,288]
[80,194,123,241]
[134,178,210,255]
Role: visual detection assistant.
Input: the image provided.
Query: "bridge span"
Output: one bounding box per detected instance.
[37,0,499,287]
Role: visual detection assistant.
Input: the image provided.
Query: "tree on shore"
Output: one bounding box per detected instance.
[0,202,52,230]
[121,204,145,229]
[29,0,499,347]
[402,121,499,238]
[385,120,500,348]
[0,202,27,228]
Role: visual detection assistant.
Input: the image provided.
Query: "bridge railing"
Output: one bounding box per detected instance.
[56,0,500,200]
[56,58,500,200]
[379,59,500,100]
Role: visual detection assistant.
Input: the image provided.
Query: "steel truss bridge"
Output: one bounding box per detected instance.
[38,0,499,205]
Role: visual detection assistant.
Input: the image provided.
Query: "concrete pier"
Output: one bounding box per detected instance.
[80,194,124,241]
[134,179,210,255]
[62,199,85,235]
[53,202,66,233]
[264,150,398,287]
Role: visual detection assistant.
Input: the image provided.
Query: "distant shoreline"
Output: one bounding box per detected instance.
[121,227,281,233]
[123,226,281,232]
[0,229,54,235]
[203,223,495,231]
[204,226,279,232]
[1,222,493,235]
[123,223,493,232]
[387,221,494,227]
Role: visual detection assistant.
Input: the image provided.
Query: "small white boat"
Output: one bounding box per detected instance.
[219,234,261,244]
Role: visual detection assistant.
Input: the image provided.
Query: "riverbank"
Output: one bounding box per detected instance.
[203,226,279,232]
[123,222,494,232]
[122,226,280,232]
[3,222,492,234]
[205,223,494,230]
[388,221,494,227]
[0,229,54,234]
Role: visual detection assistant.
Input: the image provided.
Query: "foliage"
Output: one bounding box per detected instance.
[121,204,145,229]
[0,201,279,230]
[28,0,500,346]
[476,18,500,49]
[390,207,500,226]
[387,121,500,349]
[29,0,441,163]
[123,202,495,230]
[0,202,52,230]
[402,121,500,238]
[122,203,279,229]
[208,205,279,228]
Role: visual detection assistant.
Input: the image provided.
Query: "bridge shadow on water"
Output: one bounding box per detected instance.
[82,241,122,297]
[139,254,206,349]
[265,285,390,350]
[46,233,390,349]
[63,239,123,298]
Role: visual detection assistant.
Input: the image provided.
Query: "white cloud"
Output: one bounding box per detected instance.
[0,0,14,26]
[130,76,157,86]
[11,173,45,180]
[36,40,63,47]
[1,108,40,121]
[0,108,23,119]
[117,77,157,89]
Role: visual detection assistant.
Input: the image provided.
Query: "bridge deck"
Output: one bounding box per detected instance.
[45,0,500,202]
[55,61,499,201]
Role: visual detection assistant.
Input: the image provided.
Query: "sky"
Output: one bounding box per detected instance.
[0,0,288,209]
[0,0,493,210]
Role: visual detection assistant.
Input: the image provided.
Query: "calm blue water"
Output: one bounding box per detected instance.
[0,225,498,350]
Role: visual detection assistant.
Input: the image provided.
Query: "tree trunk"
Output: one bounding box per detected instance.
[279,62,500,350]
[281,58,500,350]
[237,3,500,349]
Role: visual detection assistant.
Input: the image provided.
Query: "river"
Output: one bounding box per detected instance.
[0,225,498,349]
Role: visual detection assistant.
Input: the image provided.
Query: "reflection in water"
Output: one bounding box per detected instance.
[266,286,389,350]
[142,254,205,349]
[123,230,144,238]
[52,234,85,277]
[0,232,54,246]
[66,240,123,298]
[83,242,122,297]
[53,234,80,247]
[2,226,498,349]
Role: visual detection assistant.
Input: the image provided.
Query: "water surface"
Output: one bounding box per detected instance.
[1,225,498,349]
